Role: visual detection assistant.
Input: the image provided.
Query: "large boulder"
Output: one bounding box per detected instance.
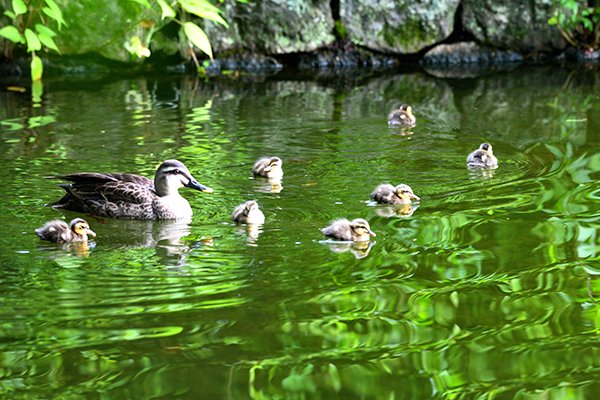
[462,0,566,53]
[339,0,461,54]
[54,0,162,63]
[203,0,335,54]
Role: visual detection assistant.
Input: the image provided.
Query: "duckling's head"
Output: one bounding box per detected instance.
[70,218,96,238]
[395,184,420,202]
[264,157,283,173]
[479,143,493,153]
[350,218,376,238]
[155,159,213,196]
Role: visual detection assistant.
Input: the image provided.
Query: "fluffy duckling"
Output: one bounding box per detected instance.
[252,156,283,180]
[388,104,416,128]
[232,200,265,224]
[371,183,420,205]
[467,143,498,168]
[50,159,213,220]
[35,218,96,243]
[322,218,376,242]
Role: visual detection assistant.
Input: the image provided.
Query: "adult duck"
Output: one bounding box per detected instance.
[50,159,213,220]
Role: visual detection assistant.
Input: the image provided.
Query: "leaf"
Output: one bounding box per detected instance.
[4,10,17,19]
[130,0,151,9]
[35,24,57,38]
[38,32,60,52]
[582,17,593,31]
[157,0,176,19]
[548,16,558,26]
[183,22,213,60]
[30,54,43,81]
[180,0,228,27]
[43,0,66,29]
[12,0,27,15]
[0,26,25,44]
[25,29,42,52]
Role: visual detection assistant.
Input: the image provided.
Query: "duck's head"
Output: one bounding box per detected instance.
[479,143,493,154]
[70,218,96,238]
[155,159,213,196]
[350,218,376,239]
[395,184,420,202]
[263,157,283,173]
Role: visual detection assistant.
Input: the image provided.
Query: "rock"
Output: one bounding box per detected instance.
[54,0,163,63]
[203,0,335,54]
[422,42,523,65]
[462,0,566,53]
[340,0,461,54]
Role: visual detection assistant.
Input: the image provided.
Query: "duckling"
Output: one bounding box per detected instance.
[35,218,96,243]
[388,104,416,127]
[370,183,420,205]
[252,156,283,180]
[322,218,376,242]
[467,143,498,168]
[232,200,265,224]
[50,159,213,220]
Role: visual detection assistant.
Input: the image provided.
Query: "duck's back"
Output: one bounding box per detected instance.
[370,184,398,204]
[35,220,72,243]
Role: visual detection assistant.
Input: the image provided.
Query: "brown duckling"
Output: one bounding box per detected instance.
[370,183,420,205]
[252,156,283,180]
[50,159,213,220]
[388,104,416,128]
[467,143,498,168]
[35,218,96,243]
[232,200,265,224]
[322,218,376,242]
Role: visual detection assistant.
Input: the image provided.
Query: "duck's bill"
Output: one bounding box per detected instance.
[369,230,377,237]
[86,229,97,237]
[187,180,213,193]
[410,193,421,201]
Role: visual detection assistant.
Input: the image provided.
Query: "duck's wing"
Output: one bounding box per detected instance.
[35,220,71,243]
[51,173,156,211]
[370,184,396,204]
[252,158,269,176]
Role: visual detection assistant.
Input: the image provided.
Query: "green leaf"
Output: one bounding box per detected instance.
[31,54,43,81]
[582,17,593,31]
[130,0,151,9]
[4,10,17,19]
[0,26,25,44]
[157,0,176,19]
[548,16,558,26]
[25,29,41,52]
[180,0,228,27]
[12,0,27,15]
[38,32,60,52]
[43,0,66,28]
[35,24,57,38]
[183,22,213,60]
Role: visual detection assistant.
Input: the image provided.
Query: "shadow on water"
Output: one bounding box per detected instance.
[0,65,599,398]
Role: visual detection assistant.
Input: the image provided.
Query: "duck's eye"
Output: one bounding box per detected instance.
[174,168,180,174]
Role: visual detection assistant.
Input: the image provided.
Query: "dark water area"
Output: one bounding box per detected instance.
[0,65,599,398]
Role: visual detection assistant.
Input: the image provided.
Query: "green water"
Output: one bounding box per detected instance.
[0,66,599,399]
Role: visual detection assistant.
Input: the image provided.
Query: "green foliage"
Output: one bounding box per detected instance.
[0,0,64,81]
[129,0,230,73]
[548,0,600,49]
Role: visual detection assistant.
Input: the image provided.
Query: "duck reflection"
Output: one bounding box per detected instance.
[253,177,283,193]
[321,240,375,259]
[374,203,419,218]
[96,218,209,264]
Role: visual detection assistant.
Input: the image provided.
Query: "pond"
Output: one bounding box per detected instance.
[0,65,599,398]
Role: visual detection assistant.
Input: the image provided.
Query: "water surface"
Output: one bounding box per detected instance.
[0,66,599,398]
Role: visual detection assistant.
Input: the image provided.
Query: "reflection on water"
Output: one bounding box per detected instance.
[0,66,599,398]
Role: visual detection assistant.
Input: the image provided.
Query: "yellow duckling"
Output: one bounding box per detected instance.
[232,200,265,224]
[35,218,96,243]
[252,156,283,180]
[388,104,416,127]
[322,218,376,242]
[467,143,498,168]
[370,183,420,205]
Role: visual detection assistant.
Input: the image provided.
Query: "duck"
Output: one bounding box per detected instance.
[388,104,416,127]
[50,159,213,220]
[322,218,376,242]
[370,183,420,205]
[467,143,498,168]
[35,218,96,243]
[232,200,265,224]
[252,156,283,180]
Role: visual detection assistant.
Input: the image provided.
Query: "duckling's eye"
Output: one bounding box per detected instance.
[174,168,181,174]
